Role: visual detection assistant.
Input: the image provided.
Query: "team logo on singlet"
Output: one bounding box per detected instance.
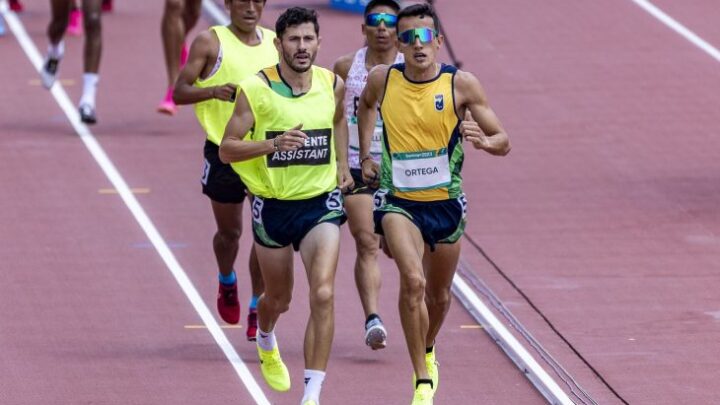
[434,94,444,111]
[267,129,332,167]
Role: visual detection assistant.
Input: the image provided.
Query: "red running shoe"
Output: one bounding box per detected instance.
[9,0,24,12]
[217,282,240,324]
[101,0,113,12]
[246,309,258,341]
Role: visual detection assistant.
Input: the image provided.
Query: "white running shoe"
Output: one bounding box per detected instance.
[40,57,60,89]
[364,316,387,350]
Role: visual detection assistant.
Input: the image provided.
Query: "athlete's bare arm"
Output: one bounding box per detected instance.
[219,90,307,163]
[332,52,354,81]
[455,71,511,155]
[357,64,390,186]
[172,30,236,105]
[333,75,354,192]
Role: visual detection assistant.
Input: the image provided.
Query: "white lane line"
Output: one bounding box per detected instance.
[630,0,720,62]
[0,2,269,404]
[452,276,574,405]
[202,0,230,26]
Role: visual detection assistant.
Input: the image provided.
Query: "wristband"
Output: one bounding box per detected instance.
[273,135,281,151]
[360,155,373,165]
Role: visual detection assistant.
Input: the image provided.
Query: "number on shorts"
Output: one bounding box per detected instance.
[326,189,343,211]
[458,193,468,218]
[252,197,264,223]
[373,189,389,210]
[201,158,211,185]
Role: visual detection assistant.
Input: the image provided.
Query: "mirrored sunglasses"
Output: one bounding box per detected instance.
[397,27,438,45]
[365,13,398,28]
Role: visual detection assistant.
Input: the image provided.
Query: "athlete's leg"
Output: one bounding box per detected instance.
[248,244,264,298]
[42,0,72,89]
[422,241,460,347]
[255,243,294,333]
[381,213,430,380]
[182,0,202,37]
[254,242,293,392]
[299,222,340,371]
[161,0,200,89]
[48,0,72,45]
[246,243,264,340]
[346,194,381,317]
[81,0,102,74]
[210,200,243,276]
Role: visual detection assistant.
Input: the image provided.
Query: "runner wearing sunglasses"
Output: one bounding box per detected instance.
[332,0,403,352]
[357,3,511,404]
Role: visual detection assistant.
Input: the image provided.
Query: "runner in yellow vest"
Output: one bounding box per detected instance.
[173,0,277,341]
[220,7,352,405]
[358,4,510,405]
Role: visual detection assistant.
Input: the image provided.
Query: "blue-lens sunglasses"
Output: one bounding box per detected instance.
[365,13,398,28]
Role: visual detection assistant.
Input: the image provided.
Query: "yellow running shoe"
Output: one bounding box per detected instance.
[412,383,434,405]
[412,347,439,394]
[257,345,290,392]
[302,400,318,405]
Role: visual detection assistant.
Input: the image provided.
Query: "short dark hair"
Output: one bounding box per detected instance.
[364,0,400,16]
[397,3,439,31]
[275,7,319,38]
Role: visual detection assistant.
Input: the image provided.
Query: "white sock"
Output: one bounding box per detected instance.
[302,369,325,404]
[256,327,276,351]
[48,41,64,59]
[79,73,99,107]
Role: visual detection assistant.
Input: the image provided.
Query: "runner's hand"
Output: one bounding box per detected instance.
[274,123,307,152]
[338,165,354,193]
[361,158,380,188]
[460,109,490,150]
[213,84,238,102]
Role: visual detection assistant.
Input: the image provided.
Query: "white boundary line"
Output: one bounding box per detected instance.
[452,276,574,405]
[202,0,230,26]
[0,2,270,404]
[630,0,720,62]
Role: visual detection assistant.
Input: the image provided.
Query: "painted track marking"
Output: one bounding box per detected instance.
[630,0,720,62]
[0,2,270,403]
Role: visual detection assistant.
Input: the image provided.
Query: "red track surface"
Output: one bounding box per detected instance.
[2,0,720,404]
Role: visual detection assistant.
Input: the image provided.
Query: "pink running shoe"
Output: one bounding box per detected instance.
[67,9,83,36]
[9,0,24,13]
[157,87,177,115]
[180,43,189,68]
[246,309,258,341]
[217,282,240,325]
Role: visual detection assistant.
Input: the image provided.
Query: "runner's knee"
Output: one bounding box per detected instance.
[83,11,101,35]
[263,292,291,314]
[353,230,378,258]
[400,273,426,301]
[425,288,451,310]
[215,228,241,244]
[309,284,334,311]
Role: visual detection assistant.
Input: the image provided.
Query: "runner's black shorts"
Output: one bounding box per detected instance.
[201,140,247,204]
[251,189,347,251]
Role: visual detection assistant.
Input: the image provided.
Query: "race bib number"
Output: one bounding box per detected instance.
[251,197,264,224]
[348,118,383,155]
[201,158,211,185]
[391,149,451,191]
[325,189,343,211]
[373,188,389,210]
[267,129,332,167]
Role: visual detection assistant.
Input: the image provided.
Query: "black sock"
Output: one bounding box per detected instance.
[425,345,434,354]
[365,313,380,325]
[416,378,433,389]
